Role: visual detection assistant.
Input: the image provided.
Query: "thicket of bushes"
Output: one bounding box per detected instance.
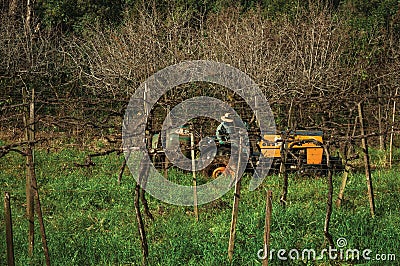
[1,0,400,145]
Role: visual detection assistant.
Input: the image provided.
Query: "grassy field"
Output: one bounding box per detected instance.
[1,148,400,265]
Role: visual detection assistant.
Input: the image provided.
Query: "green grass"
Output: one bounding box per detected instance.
[1,149,400,265]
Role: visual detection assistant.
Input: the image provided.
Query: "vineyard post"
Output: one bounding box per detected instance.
[22,86,35,257]
[262,190,273,266]
[279,138,288,206]
[140,188,154,220]
[191,131,199,221]
[4,192,15,266]
[22,84,51,265]
[118,160,126,185]
[228,135,243,262]
[323,143,334,248]
[357,102,376,217]
[389,88,398,168]
[135,156,150,266]
[22,0,35,256]
[336,145,352,208]
[336,117,358,208]
[164,105,170,179]
[31,169,51,265]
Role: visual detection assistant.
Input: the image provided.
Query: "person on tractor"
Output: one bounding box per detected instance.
[215,113,250,180]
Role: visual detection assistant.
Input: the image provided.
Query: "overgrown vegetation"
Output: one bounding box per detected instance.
[1,0,400,140]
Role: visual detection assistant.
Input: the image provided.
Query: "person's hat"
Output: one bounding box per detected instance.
[221,113,233,123]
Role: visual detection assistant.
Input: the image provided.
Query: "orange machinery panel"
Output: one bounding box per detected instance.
[258,131,324,164]
[306,147,323,164]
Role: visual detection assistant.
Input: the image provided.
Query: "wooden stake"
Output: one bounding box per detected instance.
[164,106,170,179]
[262,190,273,266]
[279,139,288,207]
[22,87,51,265]
[358,102,376,217]
[118,150,129,185]
[228,136,243,262]
[31,175,51,266]
[336,147,351,208]
[4,192,15,266]
[139,188,153,221]
[135,156,150,266]
[22,87,35,257]
[323,144,334,248]
[336,117,358,208]
[191,132,199,221]
[228,179,241,262]
[389,88,397,168]
[118,159,126,185]
[134,184,148,266]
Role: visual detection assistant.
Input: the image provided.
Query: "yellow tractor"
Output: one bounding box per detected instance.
[148,128,340,178]
[206,130,338,178]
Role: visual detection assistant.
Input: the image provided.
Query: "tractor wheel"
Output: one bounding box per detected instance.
[212,166,227,178]
[211,164,237,178]
[203,154,230,178]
